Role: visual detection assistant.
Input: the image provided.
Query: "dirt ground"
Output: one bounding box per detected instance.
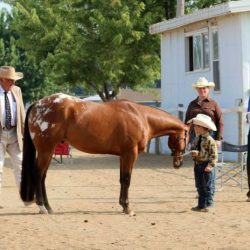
[0,149,250,250]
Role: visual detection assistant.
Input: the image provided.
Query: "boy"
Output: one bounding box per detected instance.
[188,114,218,212]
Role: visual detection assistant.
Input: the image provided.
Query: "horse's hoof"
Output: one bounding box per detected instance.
[129,210,135,216]
[123,208,136,216]
[47,209,54,214]
[38,205,48,214]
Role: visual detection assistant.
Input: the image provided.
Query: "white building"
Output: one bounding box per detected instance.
[150,0,250,153]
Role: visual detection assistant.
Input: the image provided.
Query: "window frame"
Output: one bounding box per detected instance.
[211,26,220,92]
[185,28,210,72]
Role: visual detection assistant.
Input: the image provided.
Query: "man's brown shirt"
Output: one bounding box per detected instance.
[185,97,223,141]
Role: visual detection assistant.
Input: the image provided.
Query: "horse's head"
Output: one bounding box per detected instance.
[168,127,189,169]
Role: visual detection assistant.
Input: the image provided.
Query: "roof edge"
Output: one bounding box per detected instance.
[150,0,250,35]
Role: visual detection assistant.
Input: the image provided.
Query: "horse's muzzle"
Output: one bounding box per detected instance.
[173,155,183,169]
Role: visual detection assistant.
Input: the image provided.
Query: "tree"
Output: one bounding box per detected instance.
[162,0,233,19]
[162,0,176,19]
[186,0,231,11]
[3,0,234,102]
[5,0,162,101]
[0,7,62,103]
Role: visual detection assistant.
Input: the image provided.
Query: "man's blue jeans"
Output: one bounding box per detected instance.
[194,162,213,208]
[210,168,216,203]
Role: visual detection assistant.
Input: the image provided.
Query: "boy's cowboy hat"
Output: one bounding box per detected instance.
[187,114,217,131]
[0,66,23,81]
[192,77,215,89]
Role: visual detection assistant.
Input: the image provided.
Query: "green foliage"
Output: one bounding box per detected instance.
[162,0,177,19]
[0,8,62,103]
[5,0,162,101]
[186,0,234,12]
[161,0,235,18]
[1,0,239,102]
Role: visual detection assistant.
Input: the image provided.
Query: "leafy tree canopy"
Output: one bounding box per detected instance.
[186,0,231,11]
[0,8,65,103]
[1,0,238,101]
[5,0,163,101]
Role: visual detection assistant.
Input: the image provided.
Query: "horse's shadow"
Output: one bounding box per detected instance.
[50,153,193,170]
[0,209,188,216]
[0,198,247,217]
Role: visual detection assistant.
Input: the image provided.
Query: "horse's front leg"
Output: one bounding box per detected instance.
[119,148,138,216]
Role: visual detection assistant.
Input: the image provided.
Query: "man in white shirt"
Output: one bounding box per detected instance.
[0,66,25,208]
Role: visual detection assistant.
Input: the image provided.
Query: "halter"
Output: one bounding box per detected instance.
[170,130,188,157]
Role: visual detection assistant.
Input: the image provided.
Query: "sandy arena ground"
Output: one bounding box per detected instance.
[0,149,250,250]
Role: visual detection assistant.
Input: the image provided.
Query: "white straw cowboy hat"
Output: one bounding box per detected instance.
[192,77,215,89]
[187,114,217,131]
[0,66,23,81]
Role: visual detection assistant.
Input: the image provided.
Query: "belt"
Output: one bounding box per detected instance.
[2,126,16,131]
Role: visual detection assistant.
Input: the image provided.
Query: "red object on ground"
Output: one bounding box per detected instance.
[54,142,70,155]
[53,142,71,163]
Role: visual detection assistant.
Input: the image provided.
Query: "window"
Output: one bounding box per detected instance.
[212,27,220,91]
[185,29,209,72]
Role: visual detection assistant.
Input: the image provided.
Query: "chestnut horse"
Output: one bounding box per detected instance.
[21,93,189,215]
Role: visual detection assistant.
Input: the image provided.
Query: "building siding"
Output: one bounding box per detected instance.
[157,13,249,154]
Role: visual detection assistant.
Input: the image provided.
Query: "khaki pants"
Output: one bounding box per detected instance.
[0,128,22,194]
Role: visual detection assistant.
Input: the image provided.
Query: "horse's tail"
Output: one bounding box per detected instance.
[20,104,37,202]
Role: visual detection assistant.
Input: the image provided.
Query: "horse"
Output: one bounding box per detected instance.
[21,93,190,215]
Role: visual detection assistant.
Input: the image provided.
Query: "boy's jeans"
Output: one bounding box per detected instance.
[190,130,216,204]
[194,162,213,208]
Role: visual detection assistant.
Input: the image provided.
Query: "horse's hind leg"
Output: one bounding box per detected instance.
[41,171,53,214]
[119,147,138,216]
[35,152,53,214]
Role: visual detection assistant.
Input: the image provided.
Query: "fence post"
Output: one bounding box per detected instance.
[155,137,160,154]
[155,101,161,154]
[238,99,243,162]
[178,104,184,121]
